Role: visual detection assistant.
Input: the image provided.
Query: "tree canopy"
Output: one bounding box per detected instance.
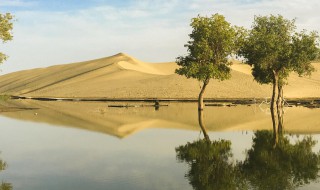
[240,14,319,84]
[0,13,13,64]
[176,14,240,81]
[240,15,294,74]
[239,14,319,86]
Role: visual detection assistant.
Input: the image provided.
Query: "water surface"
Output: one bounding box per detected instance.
[0,100,320,189]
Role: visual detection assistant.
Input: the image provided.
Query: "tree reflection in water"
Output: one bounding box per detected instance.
[241,130,320,190]
[176,138,247,190]
[176,110,247,190]
[176,110,320,190]
[0,157,12,190]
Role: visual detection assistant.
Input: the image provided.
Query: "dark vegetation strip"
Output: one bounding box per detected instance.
[0,107,39,112]
[10,95,320,106]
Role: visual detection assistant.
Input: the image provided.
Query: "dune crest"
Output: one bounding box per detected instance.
[115,53,174,75]
[230,60,252,75]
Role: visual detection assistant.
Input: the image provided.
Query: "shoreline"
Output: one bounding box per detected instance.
[9,95,320,107]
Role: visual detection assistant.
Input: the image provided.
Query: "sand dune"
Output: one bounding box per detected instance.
[0,53,319,98]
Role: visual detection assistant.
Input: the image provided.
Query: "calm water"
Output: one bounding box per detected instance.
[0,101,320,190]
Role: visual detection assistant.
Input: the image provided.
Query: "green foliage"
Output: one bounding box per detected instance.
[0,95,10,101]
[239,14,319,85]
[0,13,13,64]
[0,13,13,42]
[291,31,319,76]
[0,157,12,190]
[0,183,12,190]
[176,139,247,190]
[240,130,320,190]
[176,14,241,82]
[239,15,294,84]
[0,159,6,171]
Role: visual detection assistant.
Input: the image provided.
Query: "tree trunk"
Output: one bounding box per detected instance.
[198,79,210,111]
[198,109,210,141]
[271,71,279,148]
[277,84,284,134]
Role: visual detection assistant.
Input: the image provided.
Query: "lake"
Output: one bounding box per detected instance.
[0,100,320,190]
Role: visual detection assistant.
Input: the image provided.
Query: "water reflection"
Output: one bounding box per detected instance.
[197,110,210,141]
[176,110,246,189]
[176,138,246,190]
[1,100,320,189]
[176,109,320,190]
[241,130,320,190]
[1,100,320,138]
[0,157,12,190]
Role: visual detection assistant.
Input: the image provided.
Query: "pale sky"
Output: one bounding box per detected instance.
[0,0,319,74]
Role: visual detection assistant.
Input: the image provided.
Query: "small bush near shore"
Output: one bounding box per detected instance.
[0,95,10,101]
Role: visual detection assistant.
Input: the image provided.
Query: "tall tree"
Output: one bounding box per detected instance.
[0,13,13,64]
[278,30,319,129]
[176,14,240,110]
[239,15,319,130]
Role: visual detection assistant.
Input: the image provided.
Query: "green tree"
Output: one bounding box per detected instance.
[0,13,13,64]
[239,15,319,130]
[176,14,241,110]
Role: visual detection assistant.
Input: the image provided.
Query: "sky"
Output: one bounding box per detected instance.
[0,0,320,74]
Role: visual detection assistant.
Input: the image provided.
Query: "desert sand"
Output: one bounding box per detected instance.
[1,52,319,99]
